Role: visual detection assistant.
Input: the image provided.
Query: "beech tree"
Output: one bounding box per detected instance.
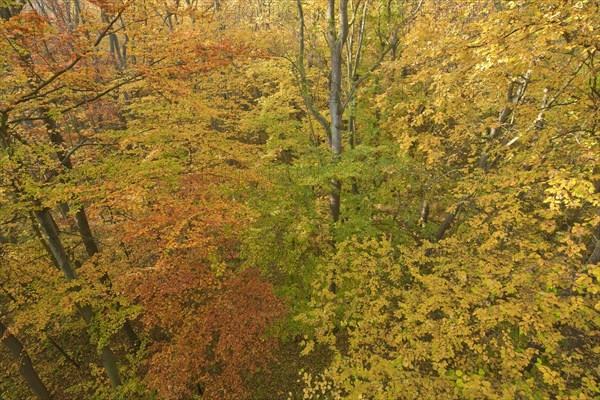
[2,0,598,399]
[0,319,52,399]
[295,0,422,223]
[296,1,599,398]
[0,4,132,391]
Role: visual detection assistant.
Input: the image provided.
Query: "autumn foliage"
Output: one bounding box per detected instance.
[122,174,284,399]
[1,0,598,399]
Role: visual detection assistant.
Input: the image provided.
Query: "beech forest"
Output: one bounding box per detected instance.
[0,0,598,399]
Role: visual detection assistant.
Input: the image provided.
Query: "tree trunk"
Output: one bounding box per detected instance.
[34,208,122,388]
[296,0,348,223]
[101,12,125,68]
[74,206,140,348]
[0,320,53,399]
[74,207,100,256]
[76,305,122,388]
[327,0,348,222]
[34,209,77,281]
[0,0,23,20]
[435,205,460,242]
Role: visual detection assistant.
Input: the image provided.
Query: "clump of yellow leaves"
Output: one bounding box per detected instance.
[297,0,600,399]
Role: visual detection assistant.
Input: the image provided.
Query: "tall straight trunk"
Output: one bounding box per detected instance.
[34,208,122,388]
[327,0,348,222]
[0,320,53,399]
[119,16,129,67]
[34,209,77,281]
[297,0,364,221]
[74,207,99,256]
[101,12,125,67]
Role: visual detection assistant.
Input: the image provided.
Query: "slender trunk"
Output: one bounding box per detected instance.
[45,117,98,256]
[329,180,342,222]
[419,199,429,228]
[29,212,61,271]
[327,0,349,222]
[101,12,125,68]
[74,207,99,256]
[34,209,77,281]
[77,305,122,388]
[0,320,53,399]
[346,1,367,196]
[120,16,128,68]
[73,0,81,25]
[481,70,531,170]
[296,0,348,290]
[34,208,122,388]
[347,84,358,195]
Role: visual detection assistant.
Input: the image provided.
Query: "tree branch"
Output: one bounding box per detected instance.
[11,8,126,108]
[296,0,331,143]
[342,0,423,112]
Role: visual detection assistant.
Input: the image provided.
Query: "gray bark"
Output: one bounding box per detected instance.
[101,12,126,68]
[296,0,422,221]
[481,70,531,170]
[326,0,348,222]
[34,208,122,388]
[0,320,53,399]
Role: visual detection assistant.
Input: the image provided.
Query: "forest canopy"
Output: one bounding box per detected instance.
[0,0,598,399]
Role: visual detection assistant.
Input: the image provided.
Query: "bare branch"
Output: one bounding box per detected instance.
[11,8,126,108]
[296,0,331,143]
[342,0,423,111]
